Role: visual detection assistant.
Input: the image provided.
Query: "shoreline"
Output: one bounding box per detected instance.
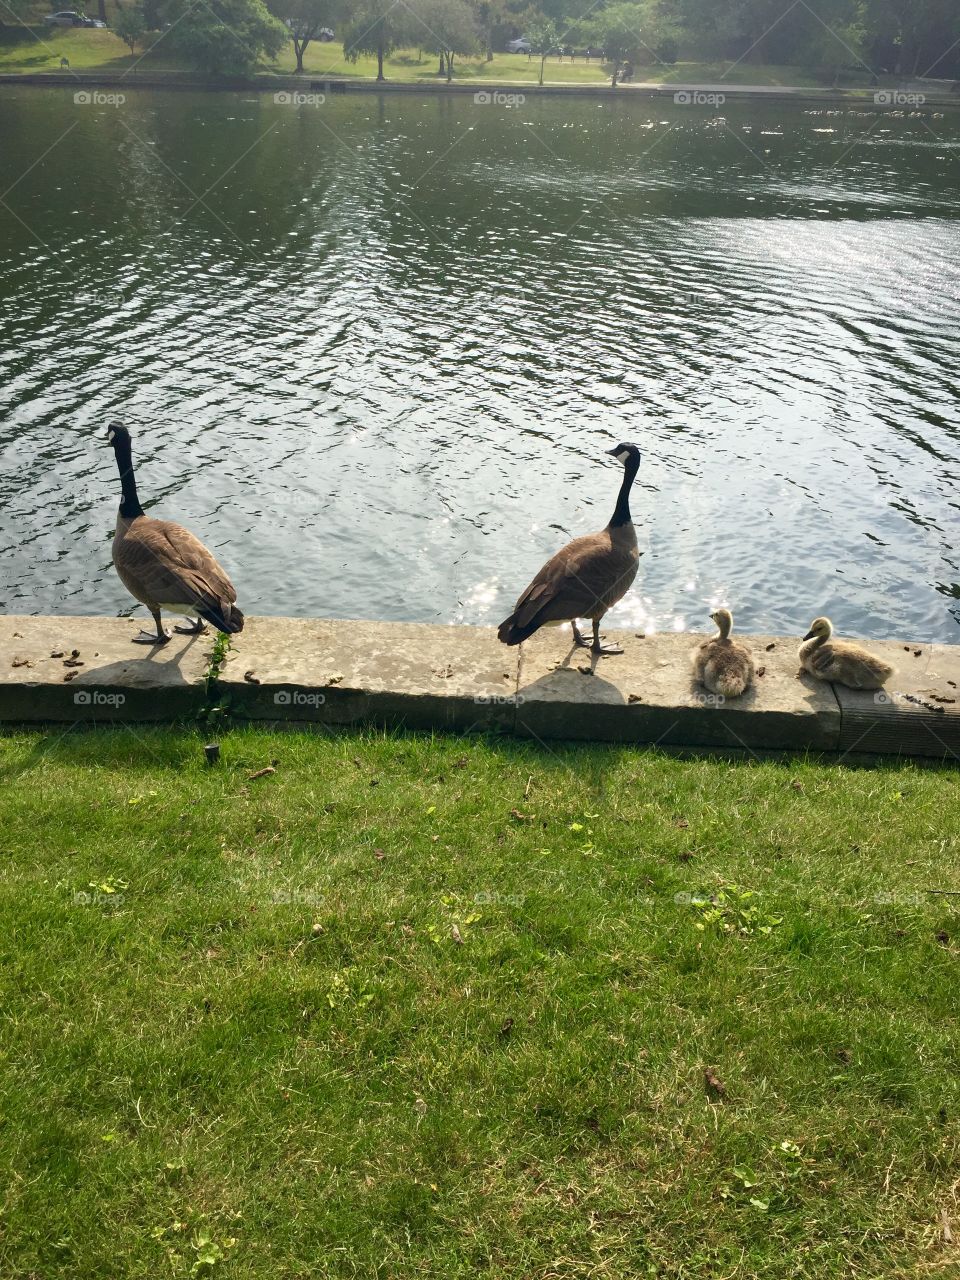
[2,615,957,760]
[1,70,958,106]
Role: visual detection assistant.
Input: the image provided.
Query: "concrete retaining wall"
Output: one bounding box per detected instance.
[0,615,957,760]
[2,72,958,106]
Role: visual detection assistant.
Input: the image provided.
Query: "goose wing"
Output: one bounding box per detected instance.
[115,518,238,612]
[511,533,626,627]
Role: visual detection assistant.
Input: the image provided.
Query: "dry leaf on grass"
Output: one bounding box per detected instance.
[704,1068,726,1099]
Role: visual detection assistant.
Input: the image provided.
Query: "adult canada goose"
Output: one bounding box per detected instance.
[691,608,754,698]
[497,443,641,655]
[799,617,894,690]
[106,423,244,645]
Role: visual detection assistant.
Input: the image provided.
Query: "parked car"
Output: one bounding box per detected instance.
[83,16,107,25]
[44,10,86,24]
[505,38,531,53]
[318,27,334,41]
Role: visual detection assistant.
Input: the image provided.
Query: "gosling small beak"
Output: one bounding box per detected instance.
[802,629,817,641]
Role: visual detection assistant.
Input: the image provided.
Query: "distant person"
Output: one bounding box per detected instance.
[60,56,69,70]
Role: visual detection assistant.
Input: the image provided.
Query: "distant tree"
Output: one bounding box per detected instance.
[814,19,865,85]
[525,17,558,84]
[340,0,408,81]
[591,2,647,86]
[162,0,287,74]
[266,0,341,73]
[406,0,479,80]
[863,0,960,75]
[469,0,508,60]
[113,2,149,55]
[0,0,32,32]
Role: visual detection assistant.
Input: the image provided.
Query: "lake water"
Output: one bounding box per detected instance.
[1,88,958,641]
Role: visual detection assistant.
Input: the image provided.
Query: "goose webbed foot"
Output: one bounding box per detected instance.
[174,618,207,635]
[132,629,170,646]
[572,622,592,648]
[590,619,623,656]
[133,610,170,645]
[592,640,624,655]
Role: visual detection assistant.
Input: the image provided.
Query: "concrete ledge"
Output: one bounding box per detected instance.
[0,615,208,721]
[1,72,957,106]
[515,630,842,752]
[0,615,957,761]
[832,639,960,759]
[216,617,518,733]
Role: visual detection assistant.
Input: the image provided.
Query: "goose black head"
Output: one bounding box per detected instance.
[106,422,143,517]
[605,442,641,467]
[606,442,641,528]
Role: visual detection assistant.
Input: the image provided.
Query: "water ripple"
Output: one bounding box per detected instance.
[0,89,958,639]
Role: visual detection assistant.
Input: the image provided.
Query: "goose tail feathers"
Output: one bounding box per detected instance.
[197,603,245,634]
[497,614,538,647]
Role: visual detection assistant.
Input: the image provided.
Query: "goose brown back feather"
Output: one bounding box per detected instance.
[113,516,244,633]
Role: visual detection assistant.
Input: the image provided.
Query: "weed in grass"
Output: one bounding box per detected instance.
[684,883,784,935]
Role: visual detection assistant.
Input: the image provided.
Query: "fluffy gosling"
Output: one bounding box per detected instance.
[799,617,894,689]
[691,608,755,699]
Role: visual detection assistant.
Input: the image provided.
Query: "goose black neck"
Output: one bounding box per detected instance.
[609,455,640,528]
[114,436,144,519]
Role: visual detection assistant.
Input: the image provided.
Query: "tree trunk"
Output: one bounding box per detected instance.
[438,52,444,74]
[377,43,384,80]
[294,38,304,74]
[98,0,106,21]
[446,51,453,82]
[539,54,545,85]
[611,62,618,87]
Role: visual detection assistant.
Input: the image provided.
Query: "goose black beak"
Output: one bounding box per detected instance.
[604,447,620,456]
[802,629,817,641]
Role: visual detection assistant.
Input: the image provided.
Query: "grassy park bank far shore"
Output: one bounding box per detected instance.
[1,28,957,100]
[0,724,958,1276]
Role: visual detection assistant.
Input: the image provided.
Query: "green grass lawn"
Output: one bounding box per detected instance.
[0,29,612,80]
[629,60,825,87]
[0,24,184,72]
[0,725,958,1277]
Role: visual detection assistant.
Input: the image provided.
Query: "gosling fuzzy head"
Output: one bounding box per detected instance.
[710,607,734,639]
[802,616,833,642]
